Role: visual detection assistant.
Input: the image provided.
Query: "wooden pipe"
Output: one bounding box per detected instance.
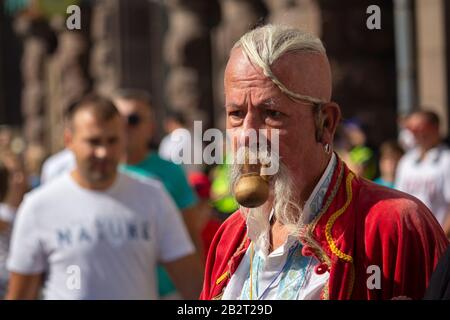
[234,159,270,208]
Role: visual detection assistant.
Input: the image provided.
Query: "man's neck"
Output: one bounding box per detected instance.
[418,140,441,160]
[70,170,117,191]
[380,173,394,184]
[125,148,149,165]
[268,219,291,254]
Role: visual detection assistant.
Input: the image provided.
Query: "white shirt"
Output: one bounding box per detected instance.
[395,144,450,226]
[223,154,336,300]
[0,204,17,283]
[7,172,194,300]
[40,149,76,184]
[0,203,16,224]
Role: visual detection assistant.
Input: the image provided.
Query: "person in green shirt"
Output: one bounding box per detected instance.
[114,89,201,299]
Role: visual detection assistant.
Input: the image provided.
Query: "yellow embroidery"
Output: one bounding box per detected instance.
[249,242,254,300]
[216,271,230,285]
[303,160,345,267]
[303,163,356,299]
[324,172,354,263]
[212,292,224,300]
[322,279,330,300]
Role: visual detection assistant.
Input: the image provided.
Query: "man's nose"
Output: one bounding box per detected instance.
[242,110,262,131]
[239,111,263,148]
[95,146,108,159]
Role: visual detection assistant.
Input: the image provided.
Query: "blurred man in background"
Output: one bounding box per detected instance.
[6,95,202,299]
[159,110,204,174]
[374,140,404,189]
[0,154,28,298]
[40,104,76,185]
[113,89,202,299]
[395,111,450,237]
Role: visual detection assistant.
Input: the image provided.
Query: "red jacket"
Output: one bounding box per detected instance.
[200,158,449,300]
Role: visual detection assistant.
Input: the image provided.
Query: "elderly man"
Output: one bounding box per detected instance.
[200,25,448,300]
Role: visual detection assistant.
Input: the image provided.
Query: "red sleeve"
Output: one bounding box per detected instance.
[200,219,226,300]
[200,211,246,300]
[364,197,449,299]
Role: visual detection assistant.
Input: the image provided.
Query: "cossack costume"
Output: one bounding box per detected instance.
[201,157,449,300]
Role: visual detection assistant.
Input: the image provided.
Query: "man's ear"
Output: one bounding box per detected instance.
[64,128,73,150]
[321,102,341,145]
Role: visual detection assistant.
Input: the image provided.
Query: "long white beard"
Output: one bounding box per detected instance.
[229,149,306,238]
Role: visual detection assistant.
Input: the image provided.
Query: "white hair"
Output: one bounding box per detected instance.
[229,147,305,239]
[233,24,327,105]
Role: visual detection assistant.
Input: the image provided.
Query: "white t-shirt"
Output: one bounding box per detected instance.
[0,204,16,285]
[7,172,195,300]
[40,149,76,184]
[395,144,450,226]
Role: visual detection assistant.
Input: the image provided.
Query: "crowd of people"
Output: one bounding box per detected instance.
[0,24,449,300]
[336,110,450,237]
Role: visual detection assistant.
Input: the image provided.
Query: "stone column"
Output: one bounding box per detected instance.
[14,15,55,149]
[164,0,221,129]
[47,11,91,152]
[90,0,167,139]
[90,0,121,97]
[0,4,5,124]
[415,0,448,135]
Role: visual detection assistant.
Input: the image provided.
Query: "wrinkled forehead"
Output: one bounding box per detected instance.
[224,49,266,84]
[225,48,332,102]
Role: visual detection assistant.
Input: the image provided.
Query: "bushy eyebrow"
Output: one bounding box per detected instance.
[224,103,240,109]
[225,98,277,109]
[259,98,276,108]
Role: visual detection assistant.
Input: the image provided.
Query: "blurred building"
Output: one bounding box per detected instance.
[0,0,449,155]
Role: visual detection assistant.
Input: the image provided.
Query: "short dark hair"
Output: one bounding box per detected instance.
[380,140,404,158]
[65,94,120,125]
[114,88,153,107]
[0,159,9,202]
[414,110,440,128]
[166,110,187,126]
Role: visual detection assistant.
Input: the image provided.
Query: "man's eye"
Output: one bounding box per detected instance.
[228,110,244,118]
[88,139,101,146]
[266,110,282,118]
[108,137,119,144]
